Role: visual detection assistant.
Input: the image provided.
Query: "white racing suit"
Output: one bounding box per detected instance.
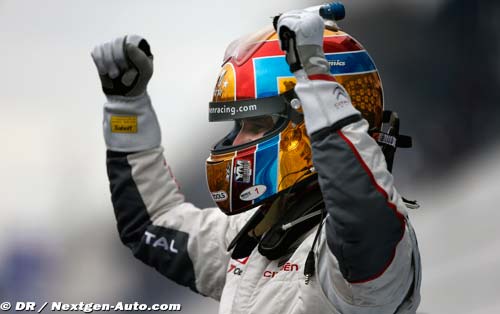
[105,77,422,313]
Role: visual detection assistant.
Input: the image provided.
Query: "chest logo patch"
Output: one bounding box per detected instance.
[227,257,249,276]
[263,262,299,278]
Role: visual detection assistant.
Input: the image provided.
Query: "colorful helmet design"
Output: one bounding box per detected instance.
[206,25,384,215]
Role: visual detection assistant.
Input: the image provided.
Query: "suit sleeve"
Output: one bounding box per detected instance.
[294,75,421,313]
[106,147,250,300]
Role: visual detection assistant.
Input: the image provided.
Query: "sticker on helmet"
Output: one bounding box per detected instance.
[235,160,252,183]
[211,191,228,202]
[240,185,267,202]
[328,59,346,67]
[213,63,236,102]
[225,163,231,182]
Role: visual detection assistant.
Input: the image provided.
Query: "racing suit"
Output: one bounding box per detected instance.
[96,13,421,314]
[106,117,421,314]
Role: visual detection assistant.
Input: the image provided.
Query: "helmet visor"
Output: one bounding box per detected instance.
[211,115,288,154]
[223,25,275,66]
[233,116,276,146]
[209,90,298,154]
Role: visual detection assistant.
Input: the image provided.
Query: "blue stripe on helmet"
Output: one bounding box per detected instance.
[254,134,280,203]
[325,51,376,75]
[253,51,376,98]
[253,56,292,98]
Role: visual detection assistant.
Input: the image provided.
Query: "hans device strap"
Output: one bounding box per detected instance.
[228,181,324,261]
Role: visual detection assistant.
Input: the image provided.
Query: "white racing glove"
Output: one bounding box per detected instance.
[277,11,360,135]
[91,35,161,152]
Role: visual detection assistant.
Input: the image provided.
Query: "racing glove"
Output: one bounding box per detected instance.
[91,35,161,152]
[277,11,360,135]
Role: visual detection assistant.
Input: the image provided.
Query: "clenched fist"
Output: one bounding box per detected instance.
[276,10,360,135]
[91,35,153,97]
[92,35,161,152]
[276,11,330,76]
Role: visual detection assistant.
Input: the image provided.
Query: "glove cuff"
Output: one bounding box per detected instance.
[294,73,360,136]
[103,93,161,152]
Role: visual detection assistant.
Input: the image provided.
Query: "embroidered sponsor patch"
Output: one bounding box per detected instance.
[110,116,137,133]
[227,257,249,276]
[263,262,299,278]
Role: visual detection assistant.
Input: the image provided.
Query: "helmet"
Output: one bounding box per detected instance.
[206,24,383,215]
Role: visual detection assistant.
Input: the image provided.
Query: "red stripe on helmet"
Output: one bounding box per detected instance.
[324,35,363,53]
[231,145,257,213]
[308,74,337,82]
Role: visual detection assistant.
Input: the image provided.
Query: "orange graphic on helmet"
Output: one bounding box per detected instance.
[213,63,236,102]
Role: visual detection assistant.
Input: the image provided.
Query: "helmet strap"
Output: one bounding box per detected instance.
[370,111,419,209]
[370,110,412,173]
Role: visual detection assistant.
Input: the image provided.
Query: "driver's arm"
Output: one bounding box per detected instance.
[277,11,421,313]
[92,36,250,299]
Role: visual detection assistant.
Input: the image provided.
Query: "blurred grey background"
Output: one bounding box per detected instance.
[1,0,499,313]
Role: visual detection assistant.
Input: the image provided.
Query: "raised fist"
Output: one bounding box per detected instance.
[276,11,330,76]
[91,35,153,97]
[276,10,359,135]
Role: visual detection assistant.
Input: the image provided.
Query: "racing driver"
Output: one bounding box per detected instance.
[92,7,421,314]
